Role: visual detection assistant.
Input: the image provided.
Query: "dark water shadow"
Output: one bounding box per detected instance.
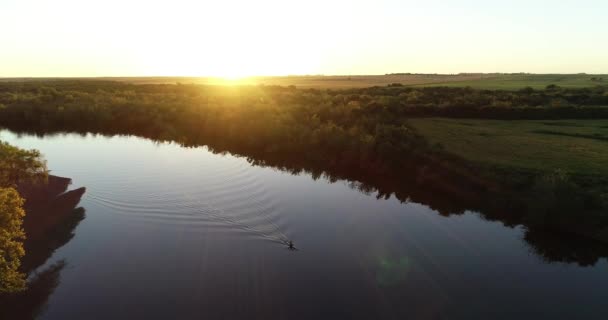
[0,175,86,319]
[524,228,608,267]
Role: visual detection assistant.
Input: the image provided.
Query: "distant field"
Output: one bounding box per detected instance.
[413,74,608,90]
[3,74,605,90]
[95,74,500,88]
[408,118,608,176]
[224,74,498,88]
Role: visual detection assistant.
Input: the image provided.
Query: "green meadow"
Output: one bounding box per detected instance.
[408,118,608,176]
[414,74,608,90]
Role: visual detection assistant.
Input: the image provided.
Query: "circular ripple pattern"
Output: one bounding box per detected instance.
[87,153,290,245]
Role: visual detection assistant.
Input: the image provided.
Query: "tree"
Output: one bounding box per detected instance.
[0,141,48,187]
[0,187,26,293]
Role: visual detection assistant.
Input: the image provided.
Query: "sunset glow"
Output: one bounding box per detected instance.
[1,0,607,77]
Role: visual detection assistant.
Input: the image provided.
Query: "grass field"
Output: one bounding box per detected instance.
[413,74,608,90]
[3,74,605,90]
[408,118,608,176]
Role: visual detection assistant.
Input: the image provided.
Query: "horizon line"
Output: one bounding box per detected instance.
[1,72,608,79]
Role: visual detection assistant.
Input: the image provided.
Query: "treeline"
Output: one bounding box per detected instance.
[345,85,608,119]
[0,81,443,175]
[1,81,608,124]
[1,81,608,160]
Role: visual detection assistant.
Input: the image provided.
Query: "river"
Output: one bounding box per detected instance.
[1,129,607,319]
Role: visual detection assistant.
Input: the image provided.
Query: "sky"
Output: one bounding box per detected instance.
[1,0,607,77]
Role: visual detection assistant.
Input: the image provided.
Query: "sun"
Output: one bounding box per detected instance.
[215,68,248,81]
[219,74,243,81]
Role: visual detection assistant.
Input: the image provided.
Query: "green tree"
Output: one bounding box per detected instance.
[0,187,26,293]
[0,141,48,187]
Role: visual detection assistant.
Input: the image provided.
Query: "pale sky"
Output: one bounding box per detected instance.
[1,0,607,77]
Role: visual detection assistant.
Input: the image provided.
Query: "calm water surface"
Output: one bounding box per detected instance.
[1,130,607,319]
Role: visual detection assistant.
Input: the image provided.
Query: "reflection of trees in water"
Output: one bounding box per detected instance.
[0,261,65,320]
[0,175,86,319]
[524,229,608,267]
[282,156,608,267]
[179,134,608,267]
[223,140,607,267]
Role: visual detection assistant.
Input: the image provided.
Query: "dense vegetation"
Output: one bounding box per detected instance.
[0,80,607,244]
[0,188,26,293]
[0,142,47,293]
[1,81,608,127]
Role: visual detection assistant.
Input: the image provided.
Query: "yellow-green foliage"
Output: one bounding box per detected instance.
[0,187,26,293]
[0,141,48,187]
